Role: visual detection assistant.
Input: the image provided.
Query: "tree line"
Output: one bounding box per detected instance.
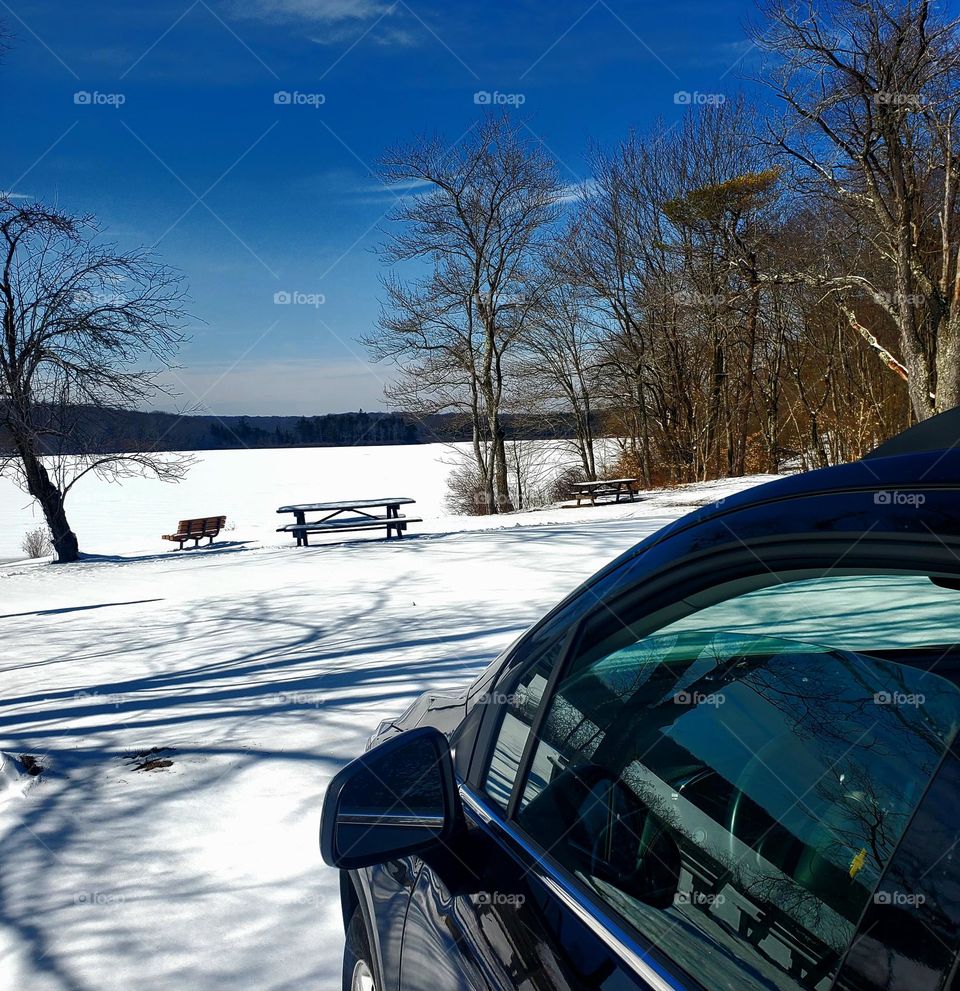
[364,0,960,511]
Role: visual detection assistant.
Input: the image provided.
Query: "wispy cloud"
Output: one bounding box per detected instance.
[308,23,416,47]
[559,179,595,204]
[234,0,393,24]
[350,176,433,204]
[231,0,418,49]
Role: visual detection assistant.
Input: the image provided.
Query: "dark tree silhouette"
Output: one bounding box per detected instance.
[0,198,190,562]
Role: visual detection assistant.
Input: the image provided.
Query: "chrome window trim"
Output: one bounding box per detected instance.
[459,784,689,991]
[337,813,445,827]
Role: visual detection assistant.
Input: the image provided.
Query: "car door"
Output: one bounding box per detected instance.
[399,485,960,991]
[398,565,670,991]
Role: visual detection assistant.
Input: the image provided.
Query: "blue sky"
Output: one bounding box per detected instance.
[3,0,760,415]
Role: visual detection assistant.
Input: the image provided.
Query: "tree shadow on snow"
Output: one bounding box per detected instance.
[0,582,539,989]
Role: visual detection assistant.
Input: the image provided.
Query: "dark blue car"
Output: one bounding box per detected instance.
[321,412,960,991]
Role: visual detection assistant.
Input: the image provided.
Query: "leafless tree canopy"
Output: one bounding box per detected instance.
[365,2,957,500]
[364,113,562,512]
[757,0,960,419]
[0,198,192,561]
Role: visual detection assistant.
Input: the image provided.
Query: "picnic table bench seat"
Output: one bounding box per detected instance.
[162,515,227,549]
[277,514,422,535]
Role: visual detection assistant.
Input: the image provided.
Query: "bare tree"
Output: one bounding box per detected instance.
[0,198,191,562]
[515,272,601,480]
[364,114,562,512]
[662,100,785,476]
[757,0,960,419]
[561,133,662,484]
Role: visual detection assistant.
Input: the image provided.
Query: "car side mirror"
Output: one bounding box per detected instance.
[320,727,461,870]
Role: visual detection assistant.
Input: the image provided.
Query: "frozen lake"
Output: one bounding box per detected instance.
[0,442,588,561]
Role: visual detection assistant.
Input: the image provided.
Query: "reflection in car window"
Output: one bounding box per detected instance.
[481,558,632,809]
[516,573,960,991]
[666,574,960,650]
[835,749,960,991]
[483,641,562,809]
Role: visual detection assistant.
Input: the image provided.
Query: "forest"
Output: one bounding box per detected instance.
[364,0,960,510]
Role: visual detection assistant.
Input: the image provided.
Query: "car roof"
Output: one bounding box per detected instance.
[864,406,960,460]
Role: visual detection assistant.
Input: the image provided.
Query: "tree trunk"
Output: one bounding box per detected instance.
[734,263,760,477]
[14,437,79,562]
[896,247,935,421]
[491,420,512,512]
[934,310,960,413]
[575,397,596,481]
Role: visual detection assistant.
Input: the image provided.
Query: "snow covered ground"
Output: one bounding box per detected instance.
[0,444,775,990]
[0,441,621,562]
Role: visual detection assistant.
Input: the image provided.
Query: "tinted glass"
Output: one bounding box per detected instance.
[340,732,445,816]
[478,559,633,807]
[335,732,449,862]
[835,750,960,991]
[516,573,960,991]
[483,641,562,808]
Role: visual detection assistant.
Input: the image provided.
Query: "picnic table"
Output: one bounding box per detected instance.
[276,497,420,547]
[568,477,640,507]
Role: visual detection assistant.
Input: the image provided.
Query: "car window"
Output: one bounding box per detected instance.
[667,573,960,651]
[479,560,631,808]
[836,749,960,991]
[514,572,960,991]
[482,639,563,809]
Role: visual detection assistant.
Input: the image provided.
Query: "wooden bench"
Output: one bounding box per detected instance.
[162,515,226,550]
[276,498,420,547]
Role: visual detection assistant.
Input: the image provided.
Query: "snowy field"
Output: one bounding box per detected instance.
[0,443,775,990]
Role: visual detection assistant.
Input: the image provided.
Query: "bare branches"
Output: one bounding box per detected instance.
[754,0,960,417]
[0,197,190,561]
[365,113,562,511]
